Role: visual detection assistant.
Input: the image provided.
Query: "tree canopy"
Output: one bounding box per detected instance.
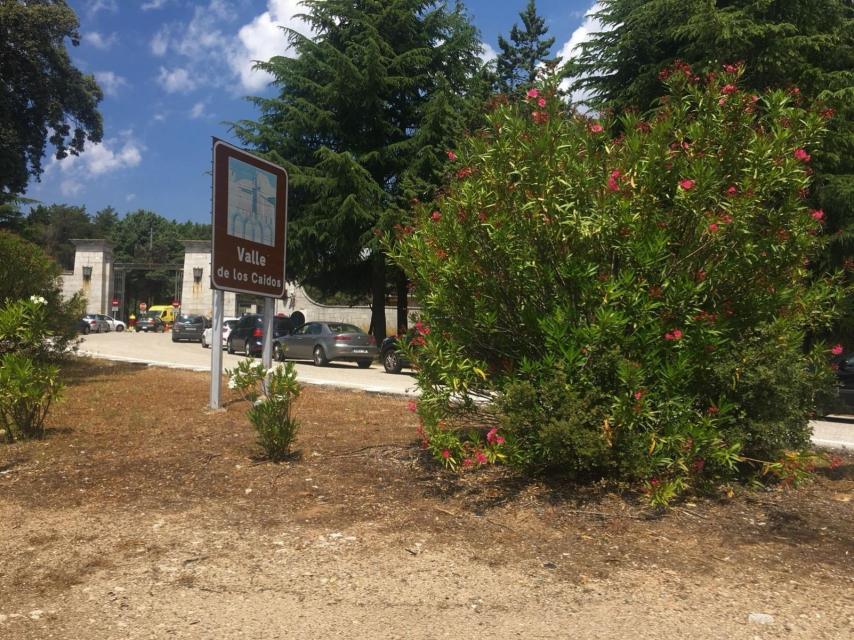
[495,0,556,94]
[0,0,104,198]
[232,0,488,340]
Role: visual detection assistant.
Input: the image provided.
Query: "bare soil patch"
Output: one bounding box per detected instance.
[1,359,852,639]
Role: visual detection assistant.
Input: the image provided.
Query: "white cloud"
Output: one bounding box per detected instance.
[83,31,117,50]
[479,42,497,63]
[142,0,170,10]
[157,66,197,93]
[47,134,143,197]
[87,0,117,16]
[148,0,309,95]
[189,101,206,119]
[555,2,603,65]
[228,0,308,91]
[555,2,605,106]
[126,193,137,202]
[61,180,84,197]
[150,26,171,56]
[95,71,128,97]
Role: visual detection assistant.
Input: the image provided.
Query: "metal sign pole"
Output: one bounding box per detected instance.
[210,288,224,409]
[262,297,274,369]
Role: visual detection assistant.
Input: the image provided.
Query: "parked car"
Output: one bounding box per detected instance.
[379,333,414,374]
[275,321,377,368]
[77,318,91,335]
[172,314,206,342]
[227,314,295,357]
[834,352,854,389]
[201,317,239,349]
[82,314,110,333]
[98,314,126,332]
[135,311,165,332]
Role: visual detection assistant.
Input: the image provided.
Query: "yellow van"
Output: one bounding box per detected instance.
[148,305,177,325]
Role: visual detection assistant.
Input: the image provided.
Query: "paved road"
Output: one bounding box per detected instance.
[78,331,853,449]
[78,331,416,396]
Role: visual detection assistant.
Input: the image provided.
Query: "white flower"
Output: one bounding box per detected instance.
[227,378,237,389]
[29,295,47,305]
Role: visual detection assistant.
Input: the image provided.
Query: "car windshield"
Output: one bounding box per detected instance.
[140,312,159,320]
[327,323,364,334]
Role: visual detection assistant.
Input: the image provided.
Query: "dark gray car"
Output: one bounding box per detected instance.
[275,322,377,368]
[172,314,206,342]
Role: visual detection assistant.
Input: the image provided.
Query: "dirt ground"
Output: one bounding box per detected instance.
[1,359,852,639]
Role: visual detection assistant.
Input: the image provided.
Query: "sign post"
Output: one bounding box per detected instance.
[209,138,288,409]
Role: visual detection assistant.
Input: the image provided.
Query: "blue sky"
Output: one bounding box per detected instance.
[30,0,599,225]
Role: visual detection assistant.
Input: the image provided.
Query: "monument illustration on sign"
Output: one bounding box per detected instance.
[227,157,277,247]
[211,138,288,298]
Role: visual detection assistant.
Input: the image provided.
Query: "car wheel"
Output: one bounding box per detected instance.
[274,343,285,362]
[227,336,235,354]
[81,325,90,335]
[383,349,402,374]
[171,333,178,342]
[116,325,124,332]
[357,359,372,369]
[313,345,328,367]
[201,335,208,348]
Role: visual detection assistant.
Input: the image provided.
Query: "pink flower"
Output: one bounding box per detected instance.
[794,148,811,163]
[441,449,451,460]
[447,150,457,161]
[811,209,825,221]
[414,321,430,335]
[486,428,498,444]
[475,451,488,465]
[607,169,622,192]
[526,88,539,99]
[462,458,473,468]
[726,185,738,196]
[406,400,417,413]
[708,223,719,233]
[721,84,737,95]
[664,329,683,341]
[679,179,695,190]
[831,344,844,356]
[431,211,442,222]
[723,63,741,74]
[692,458,706,473]
[589,122,604,133]
[456,166,473,179]
[537,97,546,108]
[634,390,645,401]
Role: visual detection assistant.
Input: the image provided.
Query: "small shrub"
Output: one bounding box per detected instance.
[227,359,301,460]
[0,296,64,442]
[0,352,62,442]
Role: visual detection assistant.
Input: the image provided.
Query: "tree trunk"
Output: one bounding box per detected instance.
[395,269,408,335]
[370,252,387,344]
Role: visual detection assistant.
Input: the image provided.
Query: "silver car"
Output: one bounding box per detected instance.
[275,322,377,368]
[82,314,110,333]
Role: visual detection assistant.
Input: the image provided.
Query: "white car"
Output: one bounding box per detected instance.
[201,317,239,349]
[96,314,126,332]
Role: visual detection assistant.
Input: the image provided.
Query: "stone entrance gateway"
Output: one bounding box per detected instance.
[61,239,400,332]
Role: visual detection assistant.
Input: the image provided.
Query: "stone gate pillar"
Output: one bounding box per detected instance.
[69,239,114,314]
[180,240,236,317]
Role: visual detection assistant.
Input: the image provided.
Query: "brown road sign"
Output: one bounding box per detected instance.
[211,138,288,297]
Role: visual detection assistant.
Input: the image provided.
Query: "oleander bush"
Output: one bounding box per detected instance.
[227,359,301,461]
[389,64,847,504]
[0,296,63,442]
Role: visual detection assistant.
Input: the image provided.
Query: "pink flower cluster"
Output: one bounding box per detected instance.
[831,344,844,356]
[664,329,684,341]
[794,148,811,163]
[486,428,505,446]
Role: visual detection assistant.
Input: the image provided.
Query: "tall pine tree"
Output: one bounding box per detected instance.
[566,0,854,340]
[232,0,486,341]
[495,0,555,94]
